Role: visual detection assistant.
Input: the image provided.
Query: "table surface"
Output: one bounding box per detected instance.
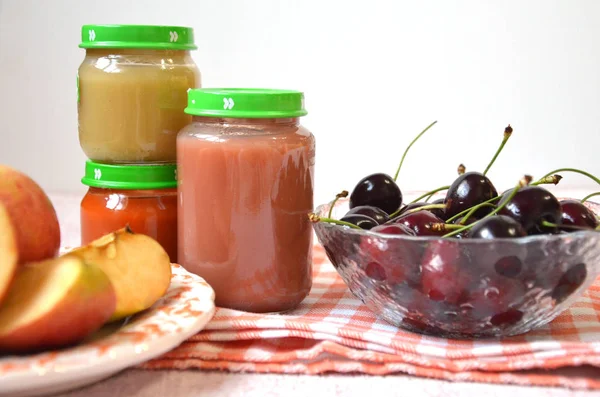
[48,191,600,397]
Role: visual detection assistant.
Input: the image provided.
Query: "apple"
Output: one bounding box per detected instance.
[0,202,18,304]
[65,226,172,321]
[0,165,61,264]
[0,256,116,353]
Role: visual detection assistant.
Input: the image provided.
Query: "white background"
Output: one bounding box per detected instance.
[1,0,599,207]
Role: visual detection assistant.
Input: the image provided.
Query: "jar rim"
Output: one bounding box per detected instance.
[79,24,197,50]
[185,88,308,118]
[81,161,177,190]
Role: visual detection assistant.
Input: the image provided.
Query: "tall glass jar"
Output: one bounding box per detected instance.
[78,24,201,163]
[177,89,316,313]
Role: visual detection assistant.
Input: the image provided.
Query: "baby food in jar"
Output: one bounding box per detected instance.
[78,24,201,163]
[177,88,315,313]
[80,161,178,262]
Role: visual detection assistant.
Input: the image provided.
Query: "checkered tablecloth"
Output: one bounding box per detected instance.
[139,243,600,389]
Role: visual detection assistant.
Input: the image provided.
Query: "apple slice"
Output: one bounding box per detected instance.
[0,202,18,305]
[0,256,116,353]
[65,227,172,321]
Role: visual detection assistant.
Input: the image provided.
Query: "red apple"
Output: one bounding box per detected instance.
[0,165,61,264]
[0,202,18,304]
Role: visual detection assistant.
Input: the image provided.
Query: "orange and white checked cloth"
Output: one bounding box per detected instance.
[140,244,600,389]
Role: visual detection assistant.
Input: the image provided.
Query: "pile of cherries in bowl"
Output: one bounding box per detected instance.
[310,122,600,338]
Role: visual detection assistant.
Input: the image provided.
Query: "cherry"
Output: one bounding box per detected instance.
[468,275,526,318]
[395,202,427,217]
[444,172,498,219]
[497,186,561,235]
[468,215,527,239]
[390,210,446,236]
[490,309,523,326]
[371,223,416,236]
[349,173,402,215]
[421,240,472,304]
[397,200,446,221]
[359,235,421,286]
[452,214,481,226]
[559,200,599,230]
[429,198,447,220]
[339,214,378,230]
[345,205,390,225]
[494,256,523,278]
[551,263,587,303]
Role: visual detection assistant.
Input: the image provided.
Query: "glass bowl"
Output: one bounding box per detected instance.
[312,198,600,339]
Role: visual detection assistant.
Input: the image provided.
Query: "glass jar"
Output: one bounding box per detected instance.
[80,161,178,262]
[177,88,316,313]
[77,24,201,163]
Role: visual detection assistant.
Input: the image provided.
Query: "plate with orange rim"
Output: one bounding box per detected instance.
[0,263,216,397]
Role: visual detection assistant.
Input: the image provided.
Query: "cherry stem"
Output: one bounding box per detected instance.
[327,190,348,219]
[308,213,361,230]
[442,178,525,238]
[581,192,600,204]
[444,197,500,223]
[404,203,446,215]
[483,124,513,176]
[459,203,496,225]
[541,221,594,232]
[408,185,450,205]
[536,168,600,186]
[430,223,463,232]
[530,174,563,186]
[390,202,446,219]
[393,120,438,181]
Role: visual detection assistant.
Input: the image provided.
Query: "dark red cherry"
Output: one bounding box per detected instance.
[345,205,390,225]
[452,215,481,226]
[467,215,527,239]
[447,215,480,238]
[469,278,526,322]
[490,309,524,326]
[340,214,378,230]
[371,223,416,236]
[497,186,561,235]
[396,200,446,221]
[391,210,445,236]
[444,172,498,219]
[421,240,472,304]
[551,263,587,303]
[359,232,421,285]
[396,202,427,217]
[349,173,402,215]
[429,198,447,220]
[559,200,599,230]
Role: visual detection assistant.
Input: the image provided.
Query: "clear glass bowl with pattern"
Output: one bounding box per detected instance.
[312,198,600,339]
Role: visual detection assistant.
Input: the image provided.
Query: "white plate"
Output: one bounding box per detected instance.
[0,264,216,397]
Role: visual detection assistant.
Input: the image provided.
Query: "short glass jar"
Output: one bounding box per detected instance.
[177,88,316,313]
[78,24,201,163]
[80,161,178,262]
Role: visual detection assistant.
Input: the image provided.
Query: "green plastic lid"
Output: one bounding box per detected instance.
[81,161,177,190]
[79,24,197,50]
[185,88,308,118]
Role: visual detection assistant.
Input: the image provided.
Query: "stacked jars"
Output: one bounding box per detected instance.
[76,24,201,262]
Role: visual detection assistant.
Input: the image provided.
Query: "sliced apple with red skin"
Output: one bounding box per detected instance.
[65,226,172,322]
[0,202,18,305]
[0,256,116,353]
